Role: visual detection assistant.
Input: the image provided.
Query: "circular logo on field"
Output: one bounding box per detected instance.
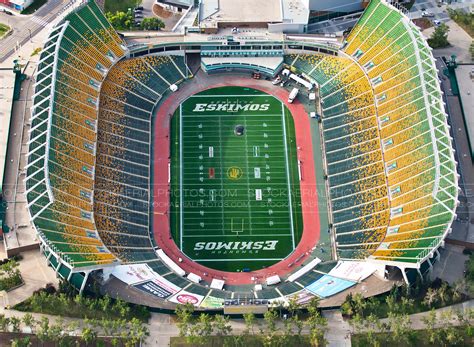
[176,294,199,305]
[227,166,243,180]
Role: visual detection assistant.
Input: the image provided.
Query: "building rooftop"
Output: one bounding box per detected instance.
[201,0,282,25]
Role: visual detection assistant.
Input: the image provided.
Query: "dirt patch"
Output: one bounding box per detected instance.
[153,3,173,19]
[413,18,434,30]
[152,3,182,30]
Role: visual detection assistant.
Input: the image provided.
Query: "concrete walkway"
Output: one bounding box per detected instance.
[0,250,59,308]
[423,19,473,64]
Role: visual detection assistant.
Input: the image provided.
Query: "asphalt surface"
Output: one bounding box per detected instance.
[0,0,72,63]
[307,0,471,35]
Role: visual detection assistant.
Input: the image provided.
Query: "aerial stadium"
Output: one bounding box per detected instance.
[23,0,458,311]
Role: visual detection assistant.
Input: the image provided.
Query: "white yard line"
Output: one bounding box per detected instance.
[189,94,269,98]
[183,233,293,237]
[179,105,184,250]
[217,114,225,235]
[243,116,253,236]
[280,102,296,249]
[194,258,283,261]
[182,114,282,118]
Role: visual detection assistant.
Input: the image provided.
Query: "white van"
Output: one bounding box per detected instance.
[288,88,299,103]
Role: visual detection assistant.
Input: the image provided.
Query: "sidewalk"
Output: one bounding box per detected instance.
[0,250,59,308]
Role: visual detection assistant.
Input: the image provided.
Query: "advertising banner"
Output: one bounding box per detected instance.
[200,296,225,309]
[111,264,156,285]
[305,275,356,298]
[288,289,317,305]
[133,278,180,299]
[169,290,205,306]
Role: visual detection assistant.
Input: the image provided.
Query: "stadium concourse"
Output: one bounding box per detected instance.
[20,0,458,311]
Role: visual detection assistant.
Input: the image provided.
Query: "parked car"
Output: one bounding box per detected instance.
[1,9,13,15]
[433,19,441,26]
[134,13,143,18]
[421,11,434,18]
[135,6,144,11]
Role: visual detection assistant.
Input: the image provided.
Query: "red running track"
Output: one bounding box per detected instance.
[152,77,320,285]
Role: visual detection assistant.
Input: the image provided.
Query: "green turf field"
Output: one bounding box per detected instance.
[170,86,302,272]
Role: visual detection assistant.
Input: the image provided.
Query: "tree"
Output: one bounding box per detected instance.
[306,298,327,347]
[48,318,65,344]
[263,309,278,333]
[341,293,355,317]
[349,313,365,336]
[0,314,10,332]
[422,309,440,345]
[9,316,21,332]
[438,282,451,305]
[388,312,413,345]
[452,280,465,301]
[36,317,50,344]
[105,11,134,31]
[10,337,31,347]
[470,41,474,61]
[364,314,383,347]
[290,314,304,337]
[423,287,438,308]
[81,327,97,346]
[175,303,194,337]
[187,313,213,345]
[428,23,450,49]
[399,296,414,315]
[128,317,150,346]
[352,293,366,316]
[140,17,165,31]
[287,296,302,318]
[0,259,22,291]
[243,312,256,335]
[22,313,36,333]
[213,314,232,336]
[261,309,279,347]
[436,309,464,346]
[385,292,398,314]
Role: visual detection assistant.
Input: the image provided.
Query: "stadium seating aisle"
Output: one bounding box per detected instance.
[285,0,456,262]
[27,1,127,267]
[95,54,191,262]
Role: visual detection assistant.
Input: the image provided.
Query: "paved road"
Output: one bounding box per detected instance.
[307,0,472,35]
[0,0,71,63]
[410,0,472,25]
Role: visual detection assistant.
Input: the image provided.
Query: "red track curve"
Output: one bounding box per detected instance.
[152,77,320,285]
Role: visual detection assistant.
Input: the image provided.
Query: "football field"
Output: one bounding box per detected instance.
[169,86,302,272]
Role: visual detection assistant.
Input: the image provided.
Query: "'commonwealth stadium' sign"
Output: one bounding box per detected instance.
[194,240,278,251]
[192,103,270,112]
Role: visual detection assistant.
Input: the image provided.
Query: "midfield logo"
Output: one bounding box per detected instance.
[194,240,278,251]
[192,103,270,112]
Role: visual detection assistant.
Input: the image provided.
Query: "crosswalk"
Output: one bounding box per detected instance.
[30,16,49,28]
[0,0,65,62]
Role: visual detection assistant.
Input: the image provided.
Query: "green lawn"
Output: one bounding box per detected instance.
[169,86,303,272]
[0,23,10,39]
[104,0,141,13]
